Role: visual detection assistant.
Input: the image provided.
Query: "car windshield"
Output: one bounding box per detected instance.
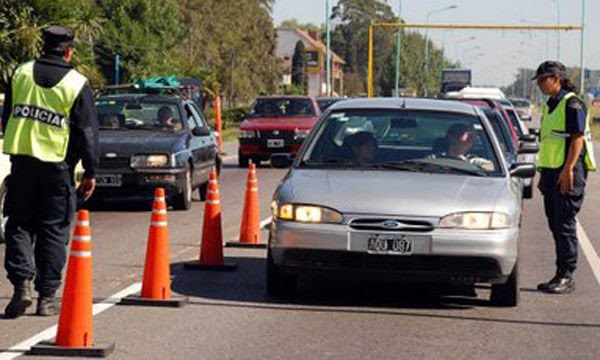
[96,98,184,132]
[505,109,523,136]
[248,98,316,117]
[301,109,502,177]
[511,100,530,107]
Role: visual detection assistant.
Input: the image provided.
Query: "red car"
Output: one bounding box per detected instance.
[238,96,320,167]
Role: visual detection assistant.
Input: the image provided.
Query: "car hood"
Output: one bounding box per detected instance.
[240,116,318,131]
[280,169,510,218]
[99,130,185,156]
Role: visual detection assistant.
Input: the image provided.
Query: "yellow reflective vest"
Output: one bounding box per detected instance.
[537,92,596,171]
[3,61,87,162]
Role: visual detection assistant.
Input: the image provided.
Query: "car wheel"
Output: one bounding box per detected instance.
[266,247,297,297]
[238,152,250,168]
[523,185,533,199]
[215,155,222,176]
[0,180,7,243]
[490,261,519,307]
[175,169,192,210]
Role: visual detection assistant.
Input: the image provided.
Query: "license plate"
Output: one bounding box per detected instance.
[96,174,122,187]
[267,139,285,148]
[367,235,413,255]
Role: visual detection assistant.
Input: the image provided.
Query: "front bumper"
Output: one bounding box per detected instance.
[269,220,518,284]
[92,167,188,203]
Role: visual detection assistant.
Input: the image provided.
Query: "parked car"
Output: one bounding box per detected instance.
[93,92,220,210]
[316,97,347,113]
[509,98,533,121]
[238,96,320,167]
[267,98,537,307]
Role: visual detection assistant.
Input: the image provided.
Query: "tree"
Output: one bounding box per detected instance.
[291,41,307,93]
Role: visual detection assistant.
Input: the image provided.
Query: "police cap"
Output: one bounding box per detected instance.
[531,60,566,80]
[42,25,75,54]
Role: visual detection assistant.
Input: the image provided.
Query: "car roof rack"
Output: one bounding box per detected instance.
[97,76,185,97]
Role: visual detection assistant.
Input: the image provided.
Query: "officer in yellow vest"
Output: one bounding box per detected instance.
[1,26,98,318]
[533,61,596,294]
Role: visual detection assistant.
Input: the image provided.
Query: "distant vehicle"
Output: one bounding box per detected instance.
[238,96,320,167]
[316,97,347,113]
[94,90,220,210]
[509,98,533,121]
[445,86,506,100]
[267,97,537,307]
[441,69,472,94]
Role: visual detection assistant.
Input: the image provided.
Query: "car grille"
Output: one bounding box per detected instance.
[99,157,130,169]
[349,218,434,233]
[257,130,295,141]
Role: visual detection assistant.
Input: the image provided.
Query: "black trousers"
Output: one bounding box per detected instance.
[3,156,75,296]
[540,159,587,274]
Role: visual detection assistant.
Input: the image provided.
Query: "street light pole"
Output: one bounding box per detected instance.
[326,0,332,96]
[579,0,586,93]
[394,0,402,97]
[554,0,560,60]
[424,5,457,97]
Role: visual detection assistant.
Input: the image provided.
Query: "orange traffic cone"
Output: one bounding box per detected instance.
[227,162,266,248]
[120,188,186,307]
[29,210,115,357]
[185,170,237,271]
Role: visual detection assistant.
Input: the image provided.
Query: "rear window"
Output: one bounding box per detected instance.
[96,98,183,132]
[249,98,316,117]
[301,109,502,177]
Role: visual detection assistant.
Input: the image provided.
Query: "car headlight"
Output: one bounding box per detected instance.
[294,129,310,140]
[240,129,257,138]
[438,212,512,230]
[271,202,343,224]
[131,154,170,168]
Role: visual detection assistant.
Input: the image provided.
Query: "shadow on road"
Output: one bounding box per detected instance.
[168,256,600,329]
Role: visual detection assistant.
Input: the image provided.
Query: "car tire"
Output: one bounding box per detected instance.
[238,152,250,168]
[198,182,208,201]
[490,261,519,307]
[175,169,193,210]
[523,185,533,199]
[266,247,297,297]
[215,155,222,176]
[0,180,7,244]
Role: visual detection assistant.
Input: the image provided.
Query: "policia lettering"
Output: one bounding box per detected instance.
[3,61,87,163]
[11,104,68,128]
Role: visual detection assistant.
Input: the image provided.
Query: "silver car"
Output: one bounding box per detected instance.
[267,98,537,307]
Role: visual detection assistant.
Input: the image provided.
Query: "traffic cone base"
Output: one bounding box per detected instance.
[183,260,238,271]
[28,340,115,358]
[225,241,267,249]
[119,294,187,308]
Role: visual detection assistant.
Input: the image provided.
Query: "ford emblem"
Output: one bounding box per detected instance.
[381,220,402,230]
[105,153,118,158]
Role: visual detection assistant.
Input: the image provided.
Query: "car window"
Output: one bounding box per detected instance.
[189,103,209,128]
[184,104,201,130]
[484,110,516,154]
[511,100,530,107]
[249,98,316,117]
[302,109,502,177]
[505,109,523,136]
[96,98,183,131]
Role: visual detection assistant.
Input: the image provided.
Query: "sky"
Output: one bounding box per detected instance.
[273,0,600,87]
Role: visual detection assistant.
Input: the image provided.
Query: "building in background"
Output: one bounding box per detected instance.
[277,28,345,97]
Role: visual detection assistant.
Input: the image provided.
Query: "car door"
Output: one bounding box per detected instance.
[187,103,215,182]
[183,102,206,187]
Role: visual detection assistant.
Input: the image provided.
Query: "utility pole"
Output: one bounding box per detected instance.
[394,0,402,97]
[579,0,586,93]
[326,0,332,96]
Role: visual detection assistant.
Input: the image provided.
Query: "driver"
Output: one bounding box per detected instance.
[441,124,493,170]
[346,131,377,163]
[157,106,182,131]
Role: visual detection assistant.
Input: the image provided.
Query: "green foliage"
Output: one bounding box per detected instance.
[282,84,306,95]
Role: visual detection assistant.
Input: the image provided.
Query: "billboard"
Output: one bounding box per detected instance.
[306,48,320,74]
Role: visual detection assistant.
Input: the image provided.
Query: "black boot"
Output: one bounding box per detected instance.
[538,269,575,294]
[36,296,57,316]
[4,281,33,319]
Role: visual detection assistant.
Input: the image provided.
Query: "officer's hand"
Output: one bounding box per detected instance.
[537,179,544,195]
[78,177,96,201]
[557,168,574,194]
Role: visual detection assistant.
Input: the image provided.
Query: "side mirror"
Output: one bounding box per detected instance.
[518,141,539,154]
[192,127,211,137]
[519,134,537,142]
[510,163,536,178]
[529,127,540,136]
[271,153,293,168]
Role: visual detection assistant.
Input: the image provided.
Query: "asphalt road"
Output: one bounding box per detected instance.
[1,133,600,359]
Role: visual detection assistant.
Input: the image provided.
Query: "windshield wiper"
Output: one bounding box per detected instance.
[379,160,488,176]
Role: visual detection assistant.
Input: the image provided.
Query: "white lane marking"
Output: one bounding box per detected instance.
[578,222,600,286]
[0,282,142,360]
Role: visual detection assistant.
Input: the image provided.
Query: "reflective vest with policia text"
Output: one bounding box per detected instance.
[537,92,596,171]
[3,61,87,162]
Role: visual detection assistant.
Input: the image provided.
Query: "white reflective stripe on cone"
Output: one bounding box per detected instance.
[70,250,92,258]
[72,235,91,242]
[248,179,258,183]
[152,209,167,214]
[76,221,90,227]
[151,221,168,227]
[206,200,220,205]
[155,197,166,202]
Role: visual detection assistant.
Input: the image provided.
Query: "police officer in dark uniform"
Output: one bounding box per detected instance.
[1,25,98,318]
[533,61,596,294]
